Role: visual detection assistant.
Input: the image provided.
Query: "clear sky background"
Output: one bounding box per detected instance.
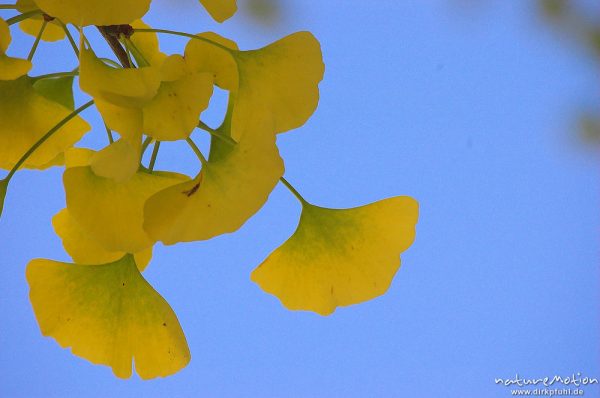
[1,1,598,397]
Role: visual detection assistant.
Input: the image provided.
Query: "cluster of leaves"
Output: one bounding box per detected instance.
[0,0,418,379]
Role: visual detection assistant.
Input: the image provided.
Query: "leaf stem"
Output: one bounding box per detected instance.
[31,70,78,81]
[141,136,153,155]
[197,121,237,145]
[148,141,161,172]
[6,10,42,25]
[121,37,149,67]
[186,137,208,168]
[134,28,231,52]
[196,120,309,205]
[103,124,114,144]
[0,4,18,9]
[100,58,121,68]
[97,25,131,68]
[27,19,47,61]
[4,100,94,182]
[280,177,309,206]
[58,20,79,58]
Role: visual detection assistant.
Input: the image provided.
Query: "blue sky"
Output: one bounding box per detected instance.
[1,1,598,397]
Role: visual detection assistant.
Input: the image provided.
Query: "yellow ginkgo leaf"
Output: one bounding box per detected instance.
[91,101,143,182]
[33,0,151,26]
[143,56,213,141]
[66,141,141,192]
[53,209,152,271]
[231,32,324,138]
[185,31,324,140]
[16,0,65,42]
[143,109,283,244]
[251,197,419,316]
[0,18,32,80]
[198,0,237,23]
[184,32,239,91]
[130,20,166,66]
[94,98,143,142]
[64,147,95,167]
[27,254,190,379]
[19,18,66,42]
[0,54,33,81]
[91,138,141,182]
[79,46,160,108]
[64,166,189,253]
[0,76,89,170]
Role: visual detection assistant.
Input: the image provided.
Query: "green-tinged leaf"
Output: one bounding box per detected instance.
[33,76,75,110]
[0,76,90,170]
[251,197,419,315]
[143,103,283,244]
[27,254,190,379]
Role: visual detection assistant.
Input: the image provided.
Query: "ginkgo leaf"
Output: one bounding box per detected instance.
[251,197,419,316]
[19,18,66,42]
[33,0,151,26]
[184,32,238,91]
[16,0,65,42]
[64,166,189,253]
[89,110,142,182]
[143,109,283,244]
[33,76,75,110]
[198,0,237,23]
[53,209,152,271]
[94,98,143,142]
[0,55,32,80]
[185,31,324,140]
[64,147,95,167]
[0,76,89,170]
[231,32,324,138]
[66,143,140,186]
[0,18,32,80]
[79,46,160,108]
[91,138,141,183]
[143,56,213,141]
[130,20,166,66]
[26,254,190,379]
